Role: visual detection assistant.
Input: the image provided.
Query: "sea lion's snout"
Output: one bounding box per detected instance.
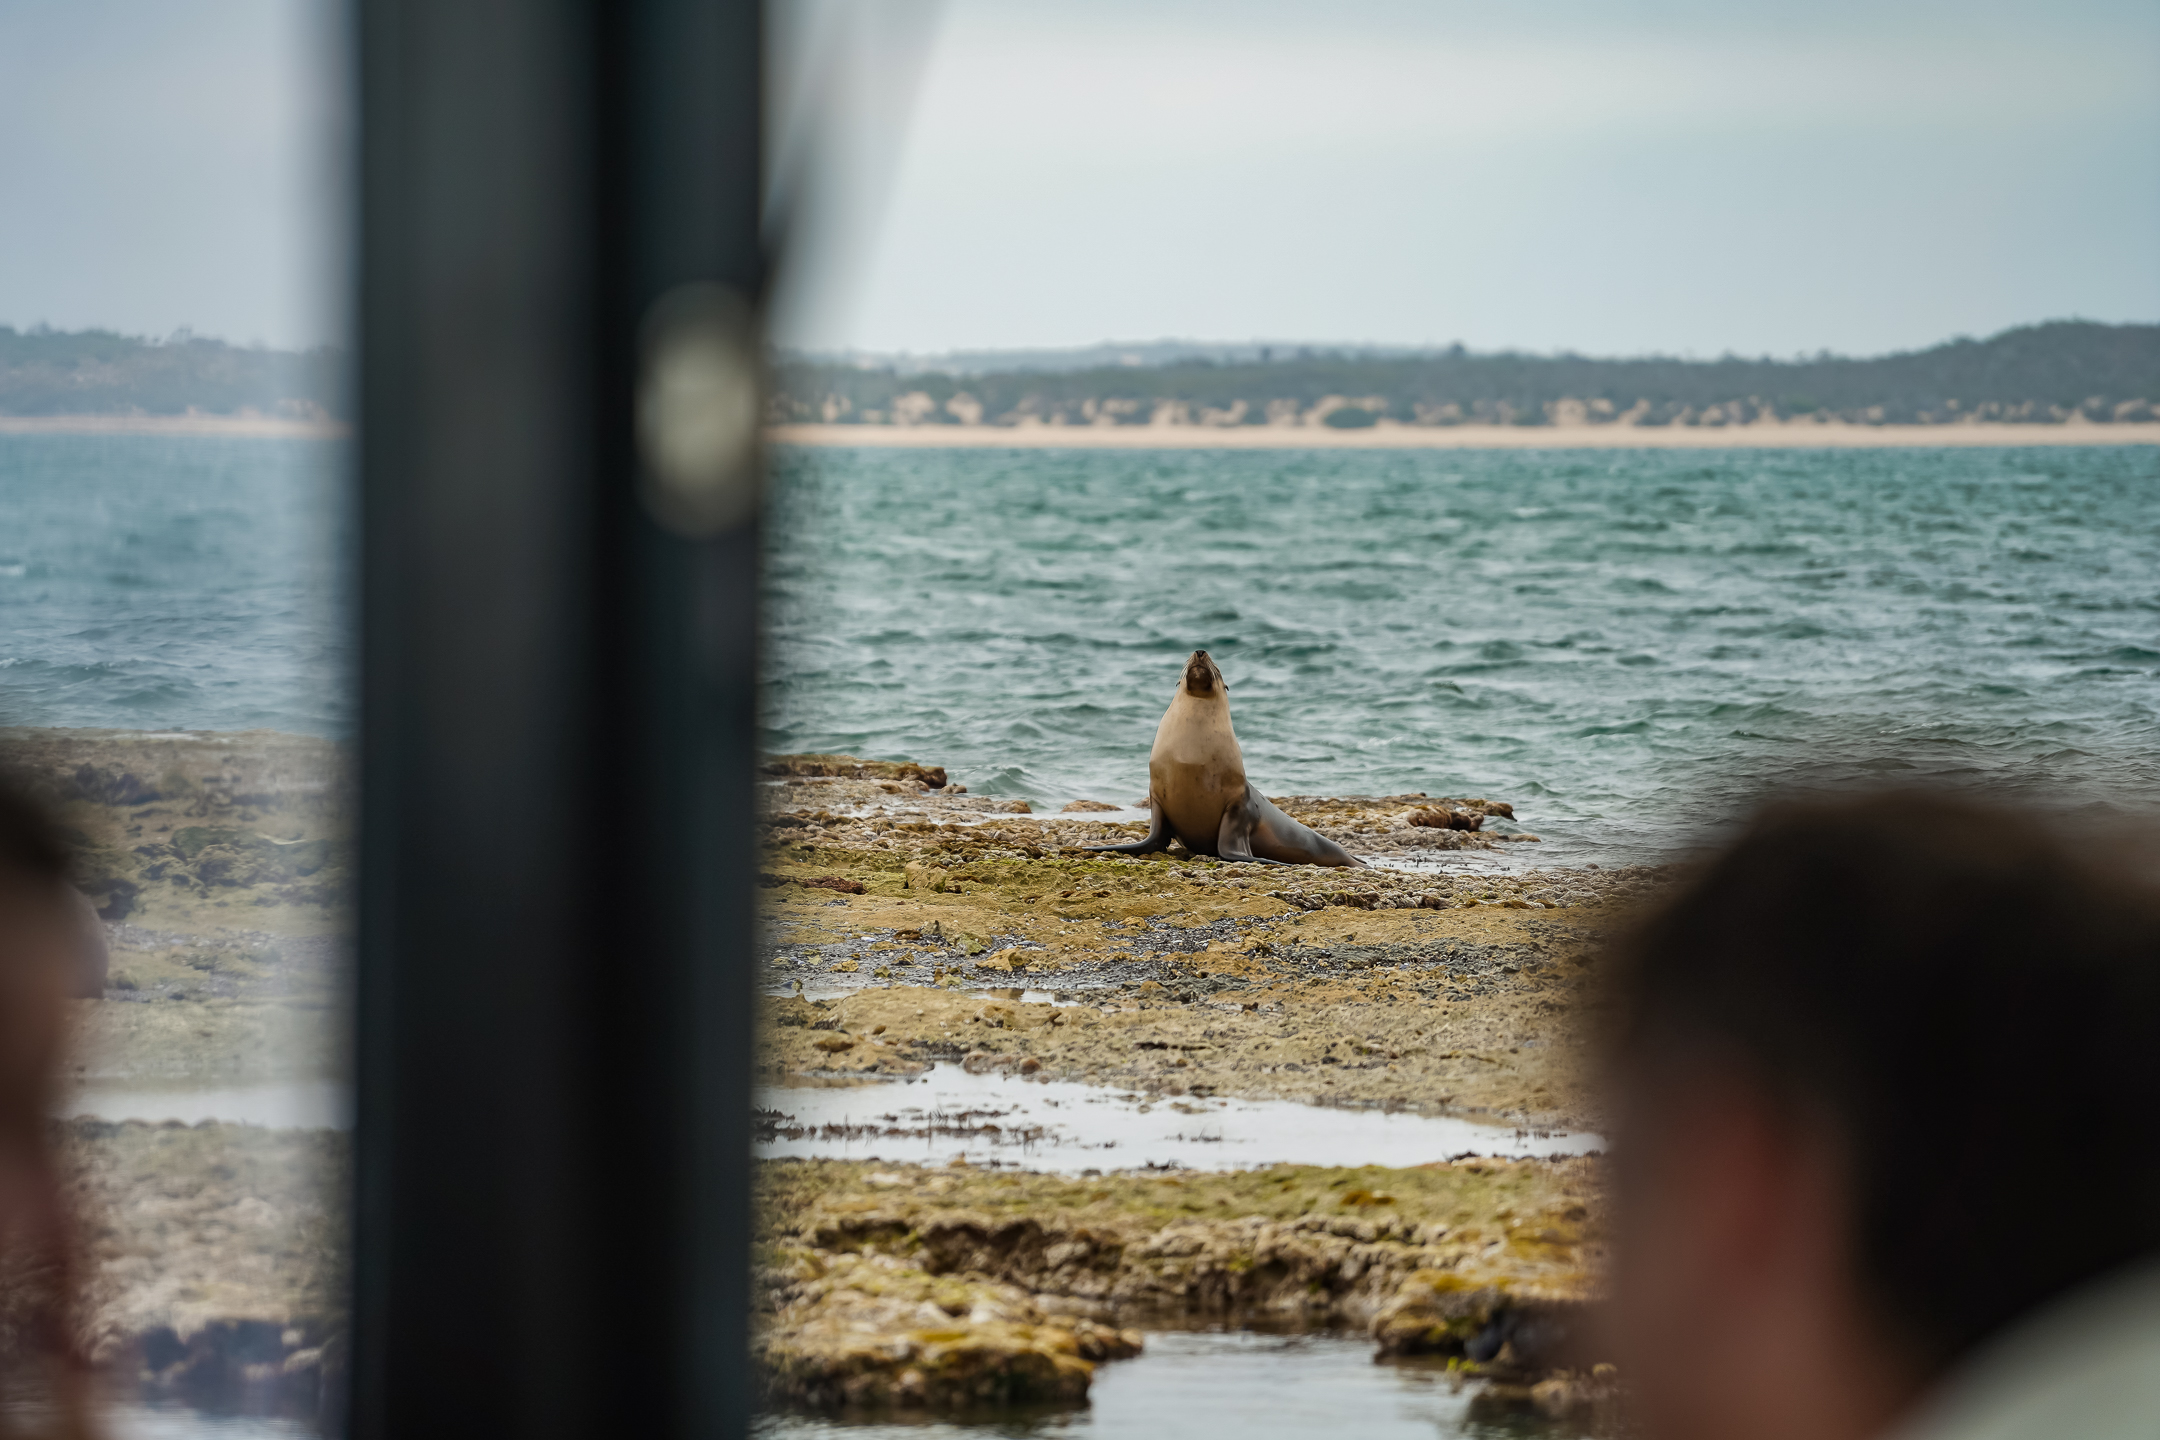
[1183,649,1220,694]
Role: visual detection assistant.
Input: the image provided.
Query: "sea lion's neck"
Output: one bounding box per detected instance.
[1171,688,1229,718]
[1159,688,1238,749]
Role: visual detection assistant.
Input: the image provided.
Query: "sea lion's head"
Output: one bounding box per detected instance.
[1181,649,1225,698]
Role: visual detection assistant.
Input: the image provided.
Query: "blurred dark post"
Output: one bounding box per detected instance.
[354,0,762,1436]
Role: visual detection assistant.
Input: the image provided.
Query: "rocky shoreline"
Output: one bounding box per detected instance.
[750,754,1650,1419]
[0,729,353,1422]
[64,1121,348,1419]
[0,729,1648,1428]
[755,758,1665,1131]
[757,1156,1615,1420]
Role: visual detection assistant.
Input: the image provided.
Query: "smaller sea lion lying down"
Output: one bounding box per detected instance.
[1088,650,1365,868]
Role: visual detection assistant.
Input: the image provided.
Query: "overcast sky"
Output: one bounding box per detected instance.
[1,1,2153,357]
[0,0,348,351]
[774,0,2160,358]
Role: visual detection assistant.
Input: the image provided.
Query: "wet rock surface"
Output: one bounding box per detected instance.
[747,759,1658,1420]
[2,727,353,927]
[759,973,1592,1130]
[758,1251,1142,1411]
[62,1121,347,1422]
[752,776,1667,1128]
[15,736,1653,1427]
[756,1156,1609,1410]
[0,731,357,1087]
[0,731,356,1426]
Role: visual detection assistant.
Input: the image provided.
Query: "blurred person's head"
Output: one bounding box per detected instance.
[0,774,91,1431]
[1602,791,2160,1440]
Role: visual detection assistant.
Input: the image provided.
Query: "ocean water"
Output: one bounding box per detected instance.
[766,444,2160,863]
[6,436,2157,868]
[0,435,353,736]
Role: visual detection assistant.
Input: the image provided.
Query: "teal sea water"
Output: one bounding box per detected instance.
[766,444,2160,862]
[0,435,352,736]
[4,436,2156,867]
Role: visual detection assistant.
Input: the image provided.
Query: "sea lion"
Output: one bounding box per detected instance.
[1088,650,1365,867]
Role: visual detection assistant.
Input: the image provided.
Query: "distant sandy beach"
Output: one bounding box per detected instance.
[13,414,2152,451]
[0,414,350,440]
[770,421,2160,451]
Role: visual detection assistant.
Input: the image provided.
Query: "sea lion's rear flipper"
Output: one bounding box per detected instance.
[1217,789,1292,865]
[1085,794,1173,855]
[1248,787,1367,868]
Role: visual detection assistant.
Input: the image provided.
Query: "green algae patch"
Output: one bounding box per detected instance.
[758,976,1598,1128]
[3,727,354,930]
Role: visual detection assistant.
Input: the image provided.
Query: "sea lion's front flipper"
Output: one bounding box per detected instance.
[1217,789,1292,865]
[1084,794,1173,855]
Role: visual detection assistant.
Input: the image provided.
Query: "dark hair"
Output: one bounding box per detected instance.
[1606,790,2160,1370]
[0,773,70,890]
[0,769,90,1430]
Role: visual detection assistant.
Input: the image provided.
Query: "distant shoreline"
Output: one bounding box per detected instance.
[768,421,2160,451]
[12,414,2155,450]
[0,414,350,439]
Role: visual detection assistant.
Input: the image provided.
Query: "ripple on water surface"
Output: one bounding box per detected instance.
[0,435,351,736]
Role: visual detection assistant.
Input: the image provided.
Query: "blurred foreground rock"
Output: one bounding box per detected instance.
[61,1121,346,1423]
[758,1251,1140,1410]
[755,1157,1606,1413]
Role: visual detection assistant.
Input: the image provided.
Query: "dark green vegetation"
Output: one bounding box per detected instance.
[16,320,2153,427]
[0,326,345,418]
[770,321,2160,428]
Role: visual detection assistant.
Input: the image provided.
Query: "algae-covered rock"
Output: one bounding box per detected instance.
[756,1251,1139,1411]
[67,764,163,807]
[766,753,949,790]
[133,829,339,899]
[1371,1271,1504,1356]
[1372,1269,1602,1383]
[170,828,332,876]
[69,842,143,920]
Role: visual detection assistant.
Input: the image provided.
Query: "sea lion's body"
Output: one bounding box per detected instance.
[1090,651,1364,868]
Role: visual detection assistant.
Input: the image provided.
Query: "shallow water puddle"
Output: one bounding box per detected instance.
[969,986,1086,1006]
[104,1404,318,1439]
[754,1329,1552,1439]
[0,1403,317,1439]
[757,1064,1598,1172]
[62,1081,352,1130]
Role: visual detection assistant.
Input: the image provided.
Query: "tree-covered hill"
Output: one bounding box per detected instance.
[0,327,346,419]
[10,320,2155,429]
[771,321,2160,429]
